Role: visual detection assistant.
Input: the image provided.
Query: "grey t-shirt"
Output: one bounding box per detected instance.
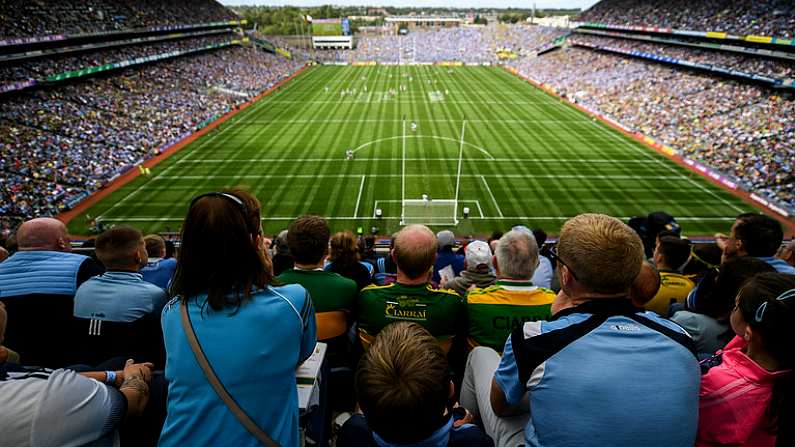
[671,311,733,355]
[0,369,126,447]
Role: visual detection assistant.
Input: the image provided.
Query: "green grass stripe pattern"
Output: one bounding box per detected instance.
[67,65,756,236]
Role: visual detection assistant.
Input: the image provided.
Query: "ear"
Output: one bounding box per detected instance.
[448,380,455,400]
[743,323,753,342]
[492,255,500,275]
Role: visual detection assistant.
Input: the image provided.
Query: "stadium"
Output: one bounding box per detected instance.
[1,1,795,446]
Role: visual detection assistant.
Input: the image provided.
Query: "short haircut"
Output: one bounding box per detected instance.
[495,230,538,280]
[558,214,644,294]
[144,234,166,258]
[329,231,360,268]
[658,236,691,270]
[734,213,784,257]
[287,215,330,265]
[356,322,449,444]
[393,225,437,279]
[95,226,143,269]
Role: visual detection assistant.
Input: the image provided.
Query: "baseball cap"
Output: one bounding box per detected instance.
[437,230,456,249]
[465,240,492,268]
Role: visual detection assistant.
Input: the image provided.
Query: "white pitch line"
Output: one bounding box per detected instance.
[481,176,504,218]
[99,215,739,222]
[176,157,656,164]
[157,174,691,180]
[354,175,366,218]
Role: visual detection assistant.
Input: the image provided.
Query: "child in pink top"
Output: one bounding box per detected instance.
[697,272,795,447]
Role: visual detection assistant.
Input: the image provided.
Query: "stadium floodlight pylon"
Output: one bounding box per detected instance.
[399,120,466,226]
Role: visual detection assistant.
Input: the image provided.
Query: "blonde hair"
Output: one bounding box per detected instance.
[558,213,644,294]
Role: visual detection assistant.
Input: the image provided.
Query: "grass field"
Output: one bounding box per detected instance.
[66,65,758,236]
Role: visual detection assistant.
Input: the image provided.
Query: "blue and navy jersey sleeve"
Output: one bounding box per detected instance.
[298,288,317,363]
[493,335,525,406]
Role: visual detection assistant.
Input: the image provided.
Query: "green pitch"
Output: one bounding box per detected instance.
[67,65,757,237]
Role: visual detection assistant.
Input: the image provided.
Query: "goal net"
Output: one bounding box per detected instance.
[401,199,458,226]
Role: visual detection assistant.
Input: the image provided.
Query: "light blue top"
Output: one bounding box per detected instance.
[758,256,795,275]
[158,284,316,447]
[74,271,168,322]
[531,256,553,289]
[494,299,700,447]
[0,250,87,297]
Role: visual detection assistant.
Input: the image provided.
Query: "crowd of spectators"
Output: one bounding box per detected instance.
[578,0,795,38]
[1,205,794,446]
[0,32,236,84]
[511,46,795,210]
[570,33,795,80]
[313,25,566,64]
[1,46,305,230]
[0,0,236,39]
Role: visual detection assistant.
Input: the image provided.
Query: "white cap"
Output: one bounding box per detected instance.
[465,240,492,268]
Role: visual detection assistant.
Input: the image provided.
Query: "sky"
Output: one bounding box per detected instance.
[220,0,600,10]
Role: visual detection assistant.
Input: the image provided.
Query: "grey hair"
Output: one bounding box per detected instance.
[495,230,539,279]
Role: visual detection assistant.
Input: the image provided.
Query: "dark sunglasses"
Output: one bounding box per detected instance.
[548,246,578,281]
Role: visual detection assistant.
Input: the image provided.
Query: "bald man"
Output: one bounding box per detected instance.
[0,218,103,367]
[357,225,464,347]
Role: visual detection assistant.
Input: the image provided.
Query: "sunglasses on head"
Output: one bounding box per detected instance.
[755,288,795,323]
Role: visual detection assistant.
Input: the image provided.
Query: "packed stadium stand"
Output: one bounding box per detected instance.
[1,1,795,446]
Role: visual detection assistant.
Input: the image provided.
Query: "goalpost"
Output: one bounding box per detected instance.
[400,119,467,226]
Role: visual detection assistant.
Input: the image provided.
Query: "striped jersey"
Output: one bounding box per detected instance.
[466,279,555,351]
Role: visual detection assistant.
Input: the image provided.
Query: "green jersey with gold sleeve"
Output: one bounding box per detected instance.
[466,279,555,351]
[357,282,463,343]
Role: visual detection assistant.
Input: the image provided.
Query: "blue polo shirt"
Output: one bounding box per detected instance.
[140,257,177,290]
[159,284,316,447]
[74,270,167,322]
[494,298,699,447]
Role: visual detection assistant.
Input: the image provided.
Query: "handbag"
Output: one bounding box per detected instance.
[180,302,281,447]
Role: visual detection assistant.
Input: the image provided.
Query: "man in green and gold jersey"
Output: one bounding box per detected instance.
[466,230,555,352]
[357,225,463,349]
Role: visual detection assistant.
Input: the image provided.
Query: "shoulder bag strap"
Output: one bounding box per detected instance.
[180,302,281,447]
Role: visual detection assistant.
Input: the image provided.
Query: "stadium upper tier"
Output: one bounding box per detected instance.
[578,0,795,39]
[0,0,236,39]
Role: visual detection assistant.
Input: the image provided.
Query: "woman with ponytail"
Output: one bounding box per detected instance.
[697,272,795,447]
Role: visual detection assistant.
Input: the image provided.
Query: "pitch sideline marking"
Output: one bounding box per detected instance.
[480,176,504,218]
[354,175,366,218]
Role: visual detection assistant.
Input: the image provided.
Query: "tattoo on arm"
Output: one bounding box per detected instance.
[120,374,149,398]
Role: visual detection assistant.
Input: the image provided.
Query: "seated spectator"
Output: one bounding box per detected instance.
[442,240,496,296]
[697,272,795,447]
[646,236,694,316]
[140,234,177,291]
[271,229,293,276]
[433,230,464,284]
[0,217,103,367]
[338,322,493,447]
[325,231,372,291]
[683,242,722,280]
[159,190,316,446]
[776,239,795,268]
[0,302,19,365]
[0,358,154,446]
[530,228,553,289]
[278,216,357,340]
[74,226,168,322]
[465,231,554,352]
[358,225,463,349]
[672,257,775,356]
[460,214,700,447]
[718,213,795,274]
[630,260,662,309]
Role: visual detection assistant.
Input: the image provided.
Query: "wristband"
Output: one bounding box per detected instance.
[105,371,117,385]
